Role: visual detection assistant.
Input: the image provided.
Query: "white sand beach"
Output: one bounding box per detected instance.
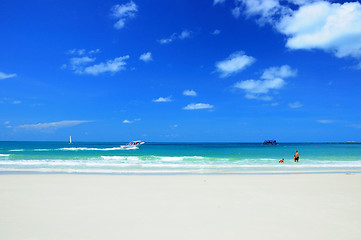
[0,173,360,240]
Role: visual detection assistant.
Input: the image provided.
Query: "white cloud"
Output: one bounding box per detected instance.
[111,1,138,30]
[214,0,226,5]
[232,7,242,18]
[245,93,273,101]
[159,35,175,44]
[12,100,21,104]
[159,30,192,44]
[183,89,197,96]
[0,72,16,80]
[212,29,221,35]
[235,0,288,24]
[278,1,361,59]
[234,65,296,101]
[288,101,303,108]
[18,120,90,130]
[153,96,172,102]
[64,49,128,75]
[88,49,101,54]
[83,56,129,75]
[183,103,214,110]
[123,118,141,124]
[317,120,334,124]
[2,120,11,127]
[139,52,152,62]
[179,30,191,39]
[67,48,100,56]
[232,1,361,61]
[67,49,86,55]
[70,56,96,73]
[70,56,96,66]
[261,65,297,79]
[287,0,318,6]
[216,51,256,78]
[236,78,285,94]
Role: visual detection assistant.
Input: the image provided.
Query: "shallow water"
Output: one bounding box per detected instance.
[1,142,361,174]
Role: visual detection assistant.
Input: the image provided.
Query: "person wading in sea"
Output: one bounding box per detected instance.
[294,150,299,162]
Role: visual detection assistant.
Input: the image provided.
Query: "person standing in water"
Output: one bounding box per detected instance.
[294,150,299,162]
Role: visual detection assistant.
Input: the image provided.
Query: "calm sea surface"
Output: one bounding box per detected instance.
[1,142,361,174]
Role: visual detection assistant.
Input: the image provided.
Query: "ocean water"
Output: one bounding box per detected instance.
[1,142,361,174]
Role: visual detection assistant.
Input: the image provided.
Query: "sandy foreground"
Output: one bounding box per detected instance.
[0,173,361,240]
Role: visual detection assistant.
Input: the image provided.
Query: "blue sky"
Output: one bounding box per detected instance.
[1,0,361,142]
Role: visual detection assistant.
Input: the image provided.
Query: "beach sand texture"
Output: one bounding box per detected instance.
[1,174,360,240]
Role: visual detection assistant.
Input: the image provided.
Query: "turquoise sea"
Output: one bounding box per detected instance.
[1,142,361,174]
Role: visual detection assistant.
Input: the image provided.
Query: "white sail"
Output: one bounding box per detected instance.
[69,136,72,144]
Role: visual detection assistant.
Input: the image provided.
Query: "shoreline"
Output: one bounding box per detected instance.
[1,173,361,240]
[1,169,361,175]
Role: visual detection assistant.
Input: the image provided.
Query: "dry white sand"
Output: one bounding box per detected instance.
[0,173,360,240]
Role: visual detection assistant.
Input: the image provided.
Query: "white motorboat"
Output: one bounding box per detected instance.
[120,140,145,149]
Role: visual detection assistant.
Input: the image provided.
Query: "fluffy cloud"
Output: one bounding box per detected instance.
[183,89,197,96]
[232,7,242,18]
[183,103,214,110]
[235,78,285,94]
[261,64,297,79]
[159,30,192,44]
[153,96,172,102]
[179,30,191,39]
[64,48,129,75]
[111,1,138,29]
[70,56,96,66]
[0,72,16,80]
[83,56,129,75]
[288,101,303,108]
[139,52,152,62]
[214,0,226,5]
[123,118,141,124]
[234,65,296,101]
[216,51,256,78]
[235,0,289,24]
[212,29,221,35]
[69,56,96,73]
[67,48,100,56]
[278,1,361,59]
[18,120,90,130]
[229,1,361,61]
